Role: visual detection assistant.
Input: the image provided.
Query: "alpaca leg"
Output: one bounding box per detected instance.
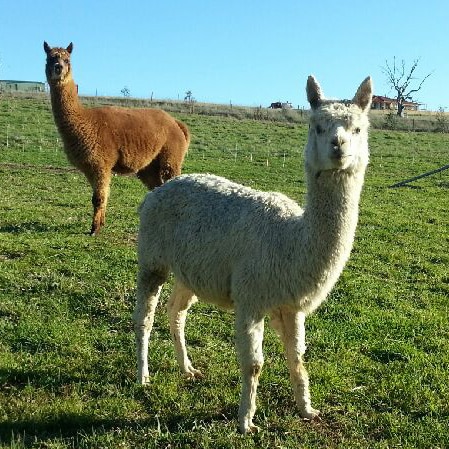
[89,173,111,235]
[269,307,320,420]
[158,147,183,183]
[235,311,265,434]
[137,158,163,189]
[133,268,165,385]
[167,279,201,379]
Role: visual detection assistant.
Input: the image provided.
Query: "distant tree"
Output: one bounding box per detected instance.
[121,86,130,98]
[383,57,432,117]
[184,90,194,103]
[435,107,449,133]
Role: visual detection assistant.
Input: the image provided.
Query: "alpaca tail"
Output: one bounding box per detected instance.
[175,120,191,147]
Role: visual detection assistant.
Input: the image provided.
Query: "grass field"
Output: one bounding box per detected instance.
[0,94,448,448]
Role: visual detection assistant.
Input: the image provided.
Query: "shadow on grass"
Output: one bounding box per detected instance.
[0,364,239,446]
[0,407,238,448]
[0,221,81,235]
[0,414,139,447]
[363,348,410,364]
[0,366,90,392]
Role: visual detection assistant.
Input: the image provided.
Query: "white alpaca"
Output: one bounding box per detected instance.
[133,75,373,433]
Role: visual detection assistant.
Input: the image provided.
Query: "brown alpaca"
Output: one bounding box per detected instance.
[44,41,190,235]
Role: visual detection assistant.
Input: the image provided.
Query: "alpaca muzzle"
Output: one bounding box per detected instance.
[331,142,345,160]
[54,63,63,76]
[331,147,344,161]
[330,131,350,162]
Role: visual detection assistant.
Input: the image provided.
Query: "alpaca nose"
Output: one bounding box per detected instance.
[331,135,348,159]
[331,136,347,149]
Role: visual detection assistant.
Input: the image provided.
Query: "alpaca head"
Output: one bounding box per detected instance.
[44,42,74,84]
[305,76,372,176]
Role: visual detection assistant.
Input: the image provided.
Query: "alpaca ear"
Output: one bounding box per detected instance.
[44,41,51,54]
[306,75,323,109]
[353,76,373,112]
[67,42,73,54]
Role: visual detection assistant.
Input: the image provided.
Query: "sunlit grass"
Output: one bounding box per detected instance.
[0,94,448,448]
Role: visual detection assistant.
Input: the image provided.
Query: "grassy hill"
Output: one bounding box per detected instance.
[0,93,448,448]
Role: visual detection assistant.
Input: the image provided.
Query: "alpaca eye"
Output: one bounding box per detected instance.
[353,127,361,134]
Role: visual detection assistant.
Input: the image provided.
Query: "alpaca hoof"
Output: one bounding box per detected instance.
[183,367,203,380]
[138,375,151,385]
[240,423,260,434]
[247,424,260,434]
[301,408,321,421]
[90,222,102,236]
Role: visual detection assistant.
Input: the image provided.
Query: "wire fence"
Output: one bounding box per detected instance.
[1,92,448,158]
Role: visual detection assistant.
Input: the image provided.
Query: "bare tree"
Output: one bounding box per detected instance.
[383,57,432,116]
[121,86,130,98]
[184,90,194,103]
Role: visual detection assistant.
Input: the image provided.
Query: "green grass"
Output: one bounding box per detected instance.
[0,94,448,448]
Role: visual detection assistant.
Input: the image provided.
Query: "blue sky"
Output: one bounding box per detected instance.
[1,0,448,110]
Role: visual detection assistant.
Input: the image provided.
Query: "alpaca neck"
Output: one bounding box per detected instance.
[48,77,85,131]
[301,168,365,273]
